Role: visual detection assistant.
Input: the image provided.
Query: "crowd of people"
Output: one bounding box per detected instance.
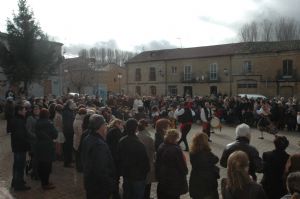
[4,92,300,199]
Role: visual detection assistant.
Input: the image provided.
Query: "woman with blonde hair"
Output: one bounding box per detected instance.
[155,129,188,199]
[222,151,267,199]
[154,118,171,151]
[189,133,219,199]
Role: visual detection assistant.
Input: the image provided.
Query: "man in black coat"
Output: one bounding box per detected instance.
[117,119,150,199]
[11,103,31,191]
[220,123,263,181]
[62,100,75,167]
[81,114,115,199]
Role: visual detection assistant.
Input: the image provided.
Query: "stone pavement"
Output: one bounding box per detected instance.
[0,120,300,199]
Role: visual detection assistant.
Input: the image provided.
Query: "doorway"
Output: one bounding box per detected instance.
[210,86,218,96]
[184,86,193,97]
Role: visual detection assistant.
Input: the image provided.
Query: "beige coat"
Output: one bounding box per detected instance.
[73,114,84,151]
[137,129,156,184]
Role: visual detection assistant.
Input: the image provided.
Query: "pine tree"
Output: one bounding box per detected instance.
[0,0,63,94]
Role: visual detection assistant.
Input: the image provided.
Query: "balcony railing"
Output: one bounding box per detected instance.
[180,72,221,83]
[276,69,298,81]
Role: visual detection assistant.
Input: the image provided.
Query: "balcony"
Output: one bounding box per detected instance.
[180,72,221,83]
[276,69,298,81]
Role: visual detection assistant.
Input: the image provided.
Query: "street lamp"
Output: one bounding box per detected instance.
[117,73,122,94]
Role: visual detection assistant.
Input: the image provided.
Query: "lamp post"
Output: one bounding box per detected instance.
[117,73,122,94]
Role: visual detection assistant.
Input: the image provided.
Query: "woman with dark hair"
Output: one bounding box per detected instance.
[48,103,56,121]
[222,151,267,199]
[106,118,124,199]
[35,108,58,190]
[155,129,188,199]
[261,135,290,199]
[189,133,219,199]
[285,153,300,179]
[154,118,171,152]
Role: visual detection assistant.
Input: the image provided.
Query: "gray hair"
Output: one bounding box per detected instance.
[235,123,251,139]
[88,114,106,131]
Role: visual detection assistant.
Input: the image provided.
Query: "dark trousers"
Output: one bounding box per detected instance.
[86,187,111,199]
[38,161,52,186]
[63,133,73,166]
[6,117,13,134]
[123,178,146,199]
[75,150,82,172]
[178,124,192,151]
[12,152,26,188]
[203,122,211,138]
[144,183,151,199]
[157,183,179,199]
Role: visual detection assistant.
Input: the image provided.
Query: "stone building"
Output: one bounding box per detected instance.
[62,57,126,96]
[126,41,300,98]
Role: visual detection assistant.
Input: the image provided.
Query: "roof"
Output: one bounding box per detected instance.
[127,41,300,63]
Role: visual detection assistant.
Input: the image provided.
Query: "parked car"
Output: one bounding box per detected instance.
[238,94,267,100]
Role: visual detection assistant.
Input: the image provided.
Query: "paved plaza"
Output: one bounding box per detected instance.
[0,120,300,199]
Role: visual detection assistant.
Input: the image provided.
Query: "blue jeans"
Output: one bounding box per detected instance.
[12,152,26,188]
[123,178,146,199]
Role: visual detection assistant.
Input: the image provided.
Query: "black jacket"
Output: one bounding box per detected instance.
[106,127,123,164]
[189,151,219,199]
[155,142,188,196]
[117,134,150,181]
[35,118,58,162]
[261,149,289,199]
[154,131,164,152]
[11,114,30,152]
[81,132,115,196]
[62,107,75,135]
[220,137,263,181]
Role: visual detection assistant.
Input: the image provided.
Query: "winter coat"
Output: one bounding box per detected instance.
[11,114,30,152]
[106,127,123,165]
[62,106,75,135]
[154,131,164,152]
[81,132,115,197]
[261,149,290,199]
[73,114,84,151]
[189,150,220,199]
[222,181,267,199]
[137,129,156,184]
[155,142,188,197]
[220,137,263,181]
[117,134,150,181]
[35,118,58,162]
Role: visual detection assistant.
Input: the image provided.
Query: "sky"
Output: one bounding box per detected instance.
[0,0,300,54]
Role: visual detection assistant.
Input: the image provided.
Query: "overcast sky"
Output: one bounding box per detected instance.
[0,0,299,53]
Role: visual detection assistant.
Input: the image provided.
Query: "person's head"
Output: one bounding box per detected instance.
[39,108,50,119]
[78,108,87,116]
[227,151,251,191]
[155,118,171,134]
[274,135,289,151]
[125,118,138,135]
[286,172,300,199]
[15,103,26,117]
[55,104,63,113]
[235,123,251,141]
[164,129,179,144]
[32,105,40,117]
[190,133,211,154]
[137,119,148,131]
[88,114,107,138]
[108,118,123,130]
[205,101,210,108]
[286,154,300,174]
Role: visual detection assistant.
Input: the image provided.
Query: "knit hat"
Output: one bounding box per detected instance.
[235,123,251,138]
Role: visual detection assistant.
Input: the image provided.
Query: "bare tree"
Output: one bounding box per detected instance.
[68,69,92,93]
[261,19,273,41]
[274,17,299,41]
[239,21,258,42]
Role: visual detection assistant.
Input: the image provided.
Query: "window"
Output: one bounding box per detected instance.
[209,63,218,80]
[237,80,257,88]
[171,66,177,74]
[150,86,156,96]
[243,61,252,73]
[149,67,156,81]
[168,86,178,96]
[283,59,293,76]
[184,65,192,81]
[136,86,141,96]
[135,68,141,81]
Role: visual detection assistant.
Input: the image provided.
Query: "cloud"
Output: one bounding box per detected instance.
[134,40,177,52]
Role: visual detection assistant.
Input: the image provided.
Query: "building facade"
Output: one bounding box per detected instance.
[126,41,300,98]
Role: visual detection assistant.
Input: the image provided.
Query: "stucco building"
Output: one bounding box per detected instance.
[126,41,300,98]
